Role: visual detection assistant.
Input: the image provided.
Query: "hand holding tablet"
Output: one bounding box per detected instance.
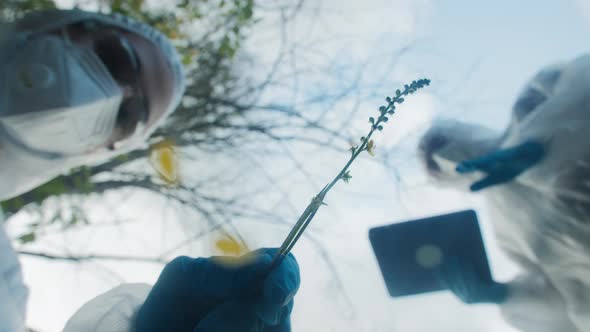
[369,210,501,299]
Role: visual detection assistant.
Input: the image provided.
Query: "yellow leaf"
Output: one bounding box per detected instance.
[215,234,248,256]
[367,139,376,157]
[149,139,179,185]
[212,233,251,266]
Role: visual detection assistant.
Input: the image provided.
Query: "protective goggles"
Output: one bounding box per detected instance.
[90,26,149,149]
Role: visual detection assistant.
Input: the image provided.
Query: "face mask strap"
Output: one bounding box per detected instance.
[1,22,124,159]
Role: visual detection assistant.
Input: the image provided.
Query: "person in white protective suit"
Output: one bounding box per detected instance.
[420,54,590,332]
[0,9,299,332]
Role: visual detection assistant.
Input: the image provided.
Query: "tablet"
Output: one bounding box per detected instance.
[368,210,491,297]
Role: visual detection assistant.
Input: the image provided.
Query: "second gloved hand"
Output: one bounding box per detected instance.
[437,256,509,304]
[456,140,545,191]
[135,248,300,332]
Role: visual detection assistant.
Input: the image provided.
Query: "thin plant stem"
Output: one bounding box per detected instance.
[270,79,431,268]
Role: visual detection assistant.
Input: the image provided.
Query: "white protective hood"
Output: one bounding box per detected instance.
[421,54,590,331]
[0,9,185,201]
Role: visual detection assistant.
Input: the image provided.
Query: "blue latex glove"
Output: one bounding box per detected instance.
[436,256,509,304]
[135,248,300,332]
[456,140,545,191]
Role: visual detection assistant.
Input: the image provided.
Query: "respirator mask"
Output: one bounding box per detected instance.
[0,23,148,159]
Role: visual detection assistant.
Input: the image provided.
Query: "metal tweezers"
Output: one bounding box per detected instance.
[269,185,328,268]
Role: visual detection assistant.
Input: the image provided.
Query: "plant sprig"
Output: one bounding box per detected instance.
[270,78,431,268]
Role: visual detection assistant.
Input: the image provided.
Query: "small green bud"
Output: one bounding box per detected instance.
[369,117,375,124]
[341,171,352,183]
[396,89,401,96]
[377,125,384,131]
[382,117,389,122]
[19,232,36,244]
[397,98,404,103]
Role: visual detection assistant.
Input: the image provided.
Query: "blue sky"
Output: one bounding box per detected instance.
[414,0,589,127]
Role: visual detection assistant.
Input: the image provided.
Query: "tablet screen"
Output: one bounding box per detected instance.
[368,210,491,297]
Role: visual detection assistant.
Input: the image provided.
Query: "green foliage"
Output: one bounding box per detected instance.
[18,232,36,244]
[0,0,56,20]
[1,196,25,213]
[102,0,255,65]
[13,205,89,244]
[1,166,94,216]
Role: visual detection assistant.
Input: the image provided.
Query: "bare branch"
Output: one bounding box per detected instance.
[18,250,167,264]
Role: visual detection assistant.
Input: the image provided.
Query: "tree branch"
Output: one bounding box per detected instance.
[18,250,167,264]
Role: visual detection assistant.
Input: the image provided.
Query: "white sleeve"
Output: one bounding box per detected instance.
[499,273,577,332]
[0,210,29,332]
[62,283,152,332]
